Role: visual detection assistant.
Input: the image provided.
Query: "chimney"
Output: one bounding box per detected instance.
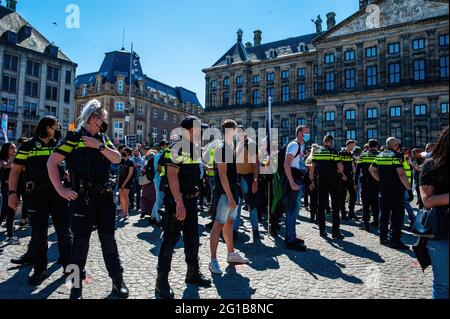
[245,42,253,49]
[326,12,336,30]
[253,30,262,46]
[6,0,17,11]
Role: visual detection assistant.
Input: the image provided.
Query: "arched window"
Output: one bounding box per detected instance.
[298,42,306,52]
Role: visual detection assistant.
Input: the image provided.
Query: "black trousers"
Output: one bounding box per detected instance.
[339,176,356,215]
[128,178,141,209]
[379,189,405,242]
[361,179,380,227]
[158,196,199,275]
[0,188,15,238]
[27,188,72,272]
[309,187,319,221]
[69,192,123,283]
[317,178,340,236]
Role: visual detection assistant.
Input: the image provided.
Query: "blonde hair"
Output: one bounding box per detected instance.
[306,143,319,166]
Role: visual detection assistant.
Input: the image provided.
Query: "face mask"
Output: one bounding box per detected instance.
[53,130,62,141]
[303,134,311,143]
[99,121,108,133]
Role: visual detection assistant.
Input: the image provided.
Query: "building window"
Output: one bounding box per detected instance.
[344,50,355,61]
[137,105,144,115]
[414,104,427,116]
[97,81,102,93]
[115,102,125,112]
[253,89,260,105]
[366,47,377,58]
[412,38,425,50]
[366,66,377,86]
[114,122,124,141]
[282,136,290,146]
[415,127,428,147]
[325,72,335,91]
[210,80,217,89]
[297,67,306,77]
[440,34,449,46]
[313,82,318,95]
[325,53,335,64]
[223,78,230,87]
[65,70,72,85]
[3,53,18,72]
[325,111,335,122]
[45,105,57,116]
[390,127,402,140]
[266,87,274,102]
[326,131,335,138]
[441,103,449,114]
[164,112,168,121]
[0,98,15,113]
[313,65,318,75]
[388,42,400,54]
[64,89,71,104]
[390,106,401,117]
[281,70,289,80]
[162,129,168,141]
[63,108,70,124]
[45,85,58,101]
[281,119,289,128]
[81,87,87,97]
[269,49,276,59]
[153,109,158,118]
[223,92,229,106]
[136,124,144,144]
[151,128,158,145]
[297,118,306,126]
[25,80,39,98]
[23,102,38,116]
[281,86,290,102]
[2,75,17,93]
[367,108,378,119]
[345,109,356,120]
[413,59,426,81]
[345,69,356,89]
[236,90,243,105]
[226,56,232,65]
[298,84,306,101]
[367,129,378,139]
[440,56,449,78]
[236,76,243,85]
[252,75,260,84]
[266,72,274,82]
[210,94,217,107]
[47,65,59,82]
[26,60,40,77]
[299,43,306,52]
[389,63,401,84]
[346,130,356,140]
[117,80,124,95]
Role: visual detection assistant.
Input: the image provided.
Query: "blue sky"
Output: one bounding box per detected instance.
[18,0,359,105]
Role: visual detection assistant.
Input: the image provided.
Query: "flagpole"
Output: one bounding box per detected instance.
[267,96,273,238]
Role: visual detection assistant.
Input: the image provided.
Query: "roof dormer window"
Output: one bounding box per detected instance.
[298,42,306,53]
[226,56,232,65]
[269,49,276,59]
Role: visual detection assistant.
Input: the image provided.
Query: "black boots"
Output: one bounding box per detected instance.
[112,279,129,299]
[155,273,174,299]
[185,268,211,287]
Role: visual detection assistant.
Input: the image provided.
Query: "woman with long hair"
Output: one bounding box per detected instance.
[0,142,18,244]
[119,147,134,220]
[419,128,449,299]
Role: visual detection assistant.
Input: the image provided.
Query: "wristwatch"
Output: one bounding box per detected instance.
[98,144,106,151]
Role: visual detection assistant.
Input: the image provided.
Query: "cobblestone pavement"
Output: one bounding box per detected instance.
[0,204,432,299]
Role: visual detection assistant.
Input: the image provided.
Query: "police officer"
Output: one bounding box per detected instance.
[47,99,129,299]
[369,137,411,250]
[338,140,358,221]
[156,116,211,299]
[309,135,346,239]
[8,116,72,286]
[355,139,380,231]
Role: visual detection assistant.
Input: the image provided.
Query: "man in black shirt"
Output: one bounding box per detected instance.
[338,140,358,221]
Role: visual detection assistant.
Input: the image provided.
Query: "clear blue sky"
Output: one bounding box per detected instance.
[18,0,359,106]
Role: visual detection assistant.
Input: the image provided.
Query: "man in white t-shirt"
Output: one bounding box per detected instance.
[282,125,310,252]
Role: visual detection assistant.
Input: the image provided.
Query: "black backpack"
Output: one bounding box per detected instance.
[277,141,302,176]
[145,156,156,181]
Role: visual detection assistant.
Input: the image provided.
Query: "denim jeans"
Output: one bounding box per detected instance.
[427,240,449,299]
[282,178,304,243]
[404,191,415,225]
[233,177,259,232]
[151,180,164,221]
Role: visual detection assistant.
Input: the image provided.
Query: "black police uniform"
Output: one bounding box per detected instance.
[312,146,343,237]
[372,148,405,244]
[55,127,125,296]
[355,149,380,229]
[156,141,210,298]
[338,149,357,219]
[14,138,71,280]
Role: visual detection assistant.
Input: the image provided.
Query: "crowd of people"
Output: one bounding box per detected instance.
[0,98,447,300]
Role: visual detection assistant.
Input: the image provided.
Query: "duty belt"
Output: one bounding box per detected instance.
[25,181,53,194]
[78,179,114,206]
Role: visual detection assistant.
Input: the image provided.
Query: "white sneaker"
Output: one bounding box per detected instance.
[7,237,19,245]
[227,252,249,264]
[209,260,223,275]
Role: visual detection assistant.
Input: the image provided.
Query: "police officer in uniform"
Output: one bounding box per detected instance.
[338,140,358,221]
[355,139,380,231]
[156,116,211,299]
[309,135,346,239]
[369,137,411,250]
[47,99,129,299]
[8,116,72,285]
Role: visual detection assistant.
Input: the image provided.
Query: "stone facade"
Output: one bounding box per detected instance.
[202,0,449,148]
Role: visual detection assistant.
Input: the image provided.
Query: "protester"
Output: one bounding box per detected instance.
[0,143,18,244]
[119,147,134,220]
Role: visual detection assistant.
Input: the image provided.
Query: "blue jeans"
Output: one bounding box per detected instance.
[282,178,304,243]
[233,177,259,232]
[404,191,415,225]
[152,180,164,221]
[427,240,449,299]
